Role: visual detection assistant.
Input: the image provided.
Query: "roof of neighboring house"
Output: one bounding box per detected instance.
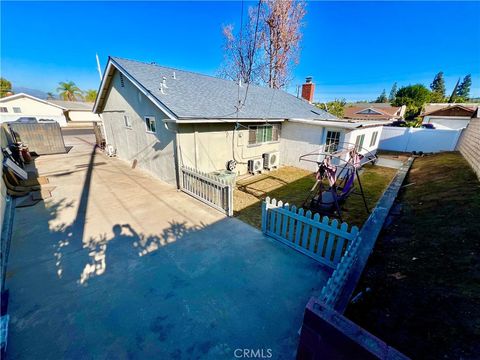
[421,103,479,117]
[343,105,403,120]
[346,102,396,108]
[0,93,67,110]
[94,56,338,122]
[48,100,95,111]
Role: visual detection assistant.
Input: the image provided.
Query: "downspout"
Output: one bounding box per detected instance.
[194,126,199,170]
[163,120,181,190]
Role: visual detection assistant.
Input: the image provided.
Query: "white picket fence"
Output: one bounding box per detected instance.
[319,231,362,307]
[261,197,359,268]
[180,166,233,216]
[379,126,463,153]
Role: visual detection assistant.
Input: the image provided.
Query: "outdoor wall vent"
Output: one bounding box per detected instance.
[120,73,125,87]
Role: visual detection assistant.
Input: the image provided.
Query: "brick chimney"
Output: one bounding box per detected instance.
[301,76,315,103]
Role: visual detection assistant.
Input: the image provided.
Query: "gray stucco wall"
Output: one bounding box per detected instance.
[457,117,480,179]
[101,70,178,185]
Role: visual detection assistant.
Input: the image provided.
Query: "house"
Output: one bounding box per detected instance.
[0,93,68,126]
[0,93,102,127]
[343,103,406,121]
[421,103,479,130]
[280,117,389,172]
[48,100,102,127]
[93,57,388,185]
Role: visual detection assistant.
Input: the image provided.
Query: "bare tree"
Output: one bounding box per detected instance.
[219,4,263,85]
[261,0,306,89]
[219,0,306,89]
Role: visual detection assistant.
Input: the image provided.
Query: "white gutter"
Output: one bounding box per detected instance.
[287,118,392,129]
[165,118,286,124]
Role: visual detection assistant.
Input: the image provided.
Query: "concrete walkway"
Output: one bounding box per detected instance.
[6,132,330,359]
[375,157,404,169]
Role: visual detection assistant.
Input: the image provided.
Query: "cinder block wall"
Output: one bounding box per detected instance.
[457,118,480,179]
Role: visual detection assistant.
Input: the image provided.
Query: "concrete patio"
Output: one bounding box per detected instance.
[6,130,331,359]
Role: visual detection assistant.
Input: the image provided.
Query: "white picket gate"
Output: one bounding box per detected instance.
[180,166,233,216]
[261,197,359,268]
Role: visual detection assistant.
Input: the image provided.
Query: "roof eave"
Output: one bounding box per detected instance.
[93,57,178,120]
[0,93,68,110]
[167,117,286,124]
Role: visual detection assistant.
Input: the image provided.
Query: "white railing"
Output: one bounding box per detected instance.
[180,166,233,216]
[261,197,359,268]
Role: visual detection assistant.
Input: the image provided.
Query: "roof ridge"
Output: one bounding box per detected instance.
[112,56,253,88]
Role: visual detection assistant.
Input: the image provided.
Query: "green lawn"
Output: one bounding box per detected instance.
[234,164,396,229]
[345,152,480,359]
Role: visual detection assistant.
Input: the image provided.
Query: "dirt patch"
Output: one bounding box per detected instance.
[345,152,480,359]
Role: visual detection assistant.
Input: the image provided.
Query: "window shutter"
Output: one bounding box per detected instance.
[249,127,257,144]
[272,124,279,141]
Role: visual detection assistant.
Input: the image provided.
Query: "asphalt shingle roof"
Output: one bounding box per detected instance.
[49,100,94,111]
[111,57,337,121]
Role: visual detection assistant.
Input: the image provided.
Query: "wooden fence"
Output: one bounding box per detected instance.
[261,197,359,268]
[180,166,233,216]
[8,122,66,155]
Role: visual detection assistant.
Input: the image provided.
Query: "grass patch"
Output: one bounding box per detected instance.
[234,165,396,229]
[345,152,480,359]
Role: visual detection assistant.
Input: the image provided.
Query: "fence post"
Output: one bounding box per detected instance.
[227,184,233,217]
[261,197,270,233]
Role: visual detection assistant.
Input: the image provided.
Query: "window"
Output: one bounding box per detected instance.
[145,116,156,133]
[248,124,280,145]
[13,107,21,113]
[0,107,7,113]
[370,131,378,147]
[124,115,132,128]
[355,134,365,152]
[325,130,341,152]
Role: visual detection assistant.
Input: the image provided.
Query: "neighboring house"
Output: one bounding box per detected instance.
[94,57,387,186]
[343,104,406,121]
[0,93,68,126]
[421,103,479,130]
[49,100,102,127]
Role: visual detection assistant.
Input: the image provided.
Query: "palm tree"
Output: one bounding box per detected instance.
[84,89,98,103]
[56,81,83,101]
[46,92,56,100]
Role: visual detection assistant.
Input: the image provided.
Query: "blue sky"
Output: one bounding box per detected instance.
[1,1,479,102]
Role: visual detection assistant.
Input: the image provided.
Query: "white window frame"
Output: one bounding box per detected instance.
[355,134,366,152]
[13,107,21,113]
[0,107,8,113]
[325,130,341,153]
[124,114,132,128]
[145,116,156,133]
[370,131,378,147]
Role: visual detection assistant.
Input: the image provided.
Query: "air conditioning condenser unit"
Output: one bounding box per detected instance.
[263,152,279,170]
[248,158,263,174]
